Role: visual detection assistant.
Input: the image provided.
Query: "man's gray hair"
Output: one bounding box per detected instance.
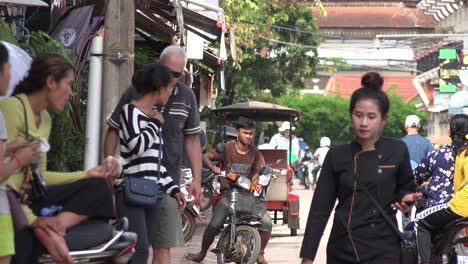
[160,45,187,64]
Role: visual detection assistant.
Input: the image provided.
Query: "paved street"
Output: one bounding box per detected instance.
[169,180,333,264]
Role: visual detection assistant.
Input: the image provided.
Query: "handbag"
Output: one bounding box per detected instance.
[14,96,46,204]
[124,125,163,207]
[359,184,418,264]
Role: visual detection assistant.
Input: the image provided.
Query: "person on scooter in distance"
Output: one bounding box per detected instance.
[311,137,331,189]
[185,117,272,264]
[298,146,313,186]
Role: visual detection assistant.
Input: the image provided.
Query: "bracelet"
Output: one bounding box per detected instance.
[13,156,22,169]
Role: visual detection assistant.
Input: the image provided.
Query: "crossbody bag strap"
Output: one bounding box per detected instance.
[157,128,162,180]
[13,96,29,140]
[359,183,403,238]
[13,95,32,203]
[162,87,175,121]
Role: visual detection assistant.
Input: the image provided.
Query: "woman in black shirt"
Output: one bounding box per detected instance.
[300,72,421,264]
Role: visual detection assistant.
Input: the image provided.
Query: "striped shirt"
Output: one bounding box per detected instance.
[119,103,179,195]
[108,83,201,184]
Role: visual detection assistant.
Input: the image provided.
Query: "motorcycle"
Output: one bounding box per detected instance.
[299,161,311,190]
[180,179,201,243]
[211,165,272,264]
[404,183,468,264]
[37,217,136,263]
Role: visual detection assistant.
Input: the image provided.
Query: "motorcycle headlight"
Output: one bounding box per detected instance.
[258,174,271,186]
[237,176,252,190]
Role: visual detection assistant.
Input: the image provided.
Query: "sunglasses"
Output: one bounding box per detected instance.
[171,70,183,78]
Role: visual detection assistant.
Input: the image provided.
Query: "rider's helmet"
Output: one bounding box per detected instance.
[320,137,331,147]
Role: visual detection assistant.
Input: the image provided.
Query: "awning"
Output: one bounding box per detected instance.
[135,0,222,45]
[212,101,301,122]
[0,0,48,6]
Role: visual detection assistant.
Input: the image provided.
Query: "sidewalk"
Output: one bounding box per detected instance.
[169,180,333,263]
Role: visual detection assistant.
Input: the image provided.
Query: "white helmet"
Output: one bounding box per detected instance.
[320,137,331,147]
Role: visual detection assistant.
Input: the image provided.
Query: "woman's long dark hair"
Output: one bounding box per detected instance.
[13,53,74,95]
[450,114,468,157]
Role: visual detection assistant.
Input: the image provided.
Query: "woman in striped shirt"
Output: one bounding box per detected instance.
[116,63,185,264]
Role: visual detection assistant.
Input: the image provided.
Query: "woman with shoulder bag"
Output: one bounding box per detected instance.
[300,72,421,264]
[115,63,186,264]
[0,53,120,264]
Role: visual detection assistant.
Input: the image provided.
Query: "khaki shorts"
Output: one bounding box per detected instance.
[152,194,184,248]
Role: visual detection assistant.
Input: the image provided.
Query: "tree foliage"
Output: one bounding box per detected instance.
[220,0,323,104]
[276,94,427,149]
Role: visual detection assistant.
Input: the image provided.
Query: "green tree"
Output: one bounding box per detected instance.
[220,0,323,105]
[277,94,427,149]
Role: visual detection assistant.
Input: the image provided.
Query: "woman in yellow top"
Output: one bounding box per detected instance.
[0,53,118,264]
[415,132,468,263]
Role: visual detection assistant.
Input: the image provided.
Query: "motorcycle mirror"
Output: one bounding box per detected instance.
[259,165,272,175]
[276,159,285,165]
[215,143,226,154]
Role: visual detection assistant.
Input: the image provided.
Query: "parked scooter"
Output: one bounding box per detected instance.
[37,217,136,263]
[180,178,201,243]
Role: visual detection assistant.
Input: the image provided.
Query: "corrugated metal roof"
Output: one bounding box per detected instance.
[312,6,435,29]
[324,74,419,101]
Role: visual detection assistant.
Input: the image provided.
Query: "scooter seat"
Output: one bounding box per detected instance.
[65,220,113,251]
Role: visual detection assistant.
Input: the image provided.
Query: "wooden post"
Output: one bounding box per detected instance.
[100,0,135,157]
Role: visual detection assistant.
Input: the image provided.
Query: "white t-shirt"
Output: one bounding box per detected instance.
[269,133,300,155]
[314,147,329,166]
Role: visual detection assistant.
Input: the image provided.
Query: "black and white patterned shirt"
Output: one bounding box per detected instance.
[414,144,455,207]
[119,103,179,195]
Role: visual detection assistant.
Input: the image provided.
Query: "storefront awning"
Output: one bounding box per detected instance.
[0,0,48,7]
[135,0,222,45]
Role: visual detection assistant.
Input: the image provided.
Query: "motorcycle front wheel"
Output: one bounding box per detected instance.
[216,225,261,264]
[182,208,197,243]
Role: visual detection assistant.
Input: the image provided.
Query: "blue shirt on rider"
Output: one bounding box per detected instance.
[414,144,455,208]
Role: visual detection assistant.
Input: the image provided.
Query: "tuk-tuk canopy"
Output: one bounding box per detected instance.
[212,101,301,122]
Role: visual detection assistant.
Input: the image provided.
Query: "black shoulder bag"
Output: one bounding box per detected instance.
[14,96,46,204]
[124,128,162,207]
[359,184,417,264]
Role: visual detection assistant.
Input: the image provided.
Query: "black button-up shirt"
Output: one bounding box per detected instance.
[300,137,415,262]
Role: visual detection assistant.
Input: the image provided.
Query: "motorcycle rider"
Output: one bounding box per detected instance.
[311,137,331,188]
[185,117,272,264]
[298,146,313,184]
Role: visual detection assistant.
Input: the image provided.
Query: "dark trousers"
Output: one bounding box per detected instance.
[415,204,460,263]
[327,252,400,264]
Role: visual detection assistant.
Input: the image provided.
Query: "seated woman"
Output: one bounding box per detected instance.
[0,53,118,264]
[0,42,40,264]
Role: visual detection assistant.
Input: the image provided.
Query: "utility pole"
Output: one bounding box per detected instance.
[100,0,135,158]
